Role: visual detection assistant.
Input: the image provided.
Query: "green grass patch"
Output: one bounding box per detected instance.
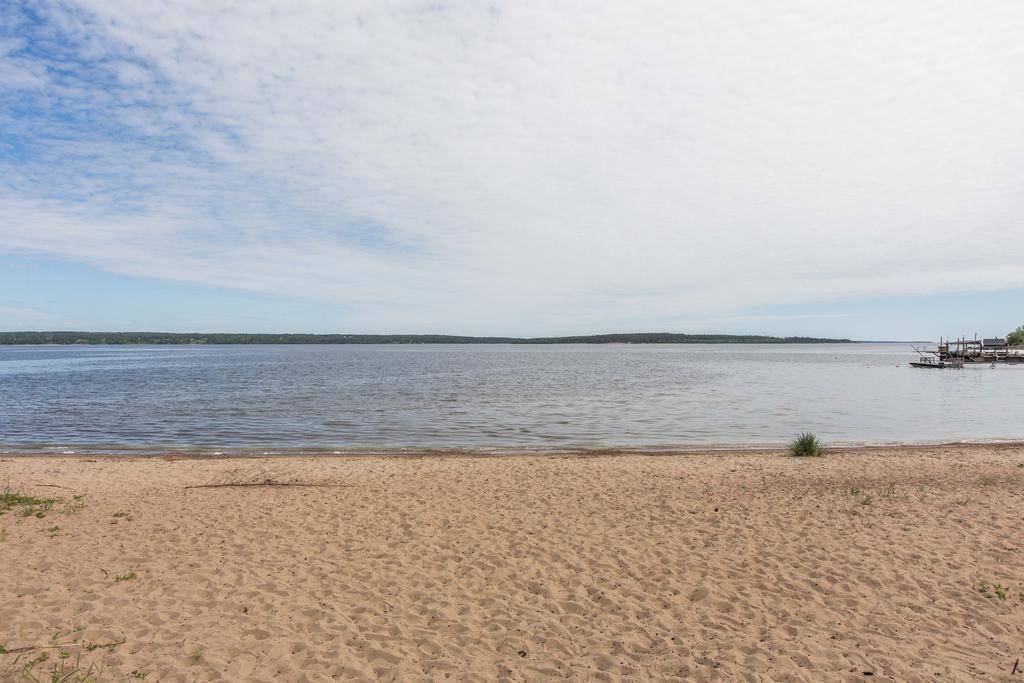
[1,485,57,518]
[789,432,823,457]
[19,651,102,683]
[1,492,53,508]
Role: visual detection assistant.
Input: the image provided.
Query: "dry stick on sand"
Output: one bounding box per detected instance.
[184,466,348,489]
[185,482,348,489]
[1,639,125,654]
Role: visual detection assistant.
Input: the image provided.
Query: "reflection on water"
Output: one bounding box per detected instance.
[0,344,1021,452]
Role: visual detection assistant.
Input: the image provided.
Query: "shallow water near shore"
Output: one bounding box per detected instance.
[1,343,1021,453]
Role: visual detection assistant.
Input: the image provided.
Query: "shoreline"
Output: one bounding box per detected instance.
[3,439,1024,460]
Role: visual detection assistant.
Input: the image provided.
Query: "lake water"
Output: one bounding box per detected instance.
[0,344,1021,454]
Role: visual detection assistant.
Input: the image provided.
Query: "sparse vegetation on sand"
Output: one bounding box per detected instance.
[17,651,102,683]
[974,580,1018,602]
[0,626,128,681]
[789,432,823,457]
[62,496,86,515]
[110,511,131,525]
[1,484,84,521]
[1,485,57,518]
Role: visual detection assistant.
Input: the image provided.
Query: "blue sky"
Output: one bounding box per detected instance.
[2,1,1023,340]
[4,253,1021,341]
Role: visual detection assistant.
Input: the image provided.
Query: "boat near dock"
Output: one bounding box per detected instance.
[909,355,952,369]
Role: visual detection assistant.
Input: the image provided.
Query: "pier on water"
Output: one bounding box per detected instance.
[936,336,1024,364]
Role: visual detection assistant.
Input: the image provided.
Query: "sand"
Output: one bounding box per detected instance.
[2,445,1023,682]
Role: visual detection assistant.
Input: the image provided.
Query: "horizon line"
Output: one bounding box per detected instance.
[0,330,938,345]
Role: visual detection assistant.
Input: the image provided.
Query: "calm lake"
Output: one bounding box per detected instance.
[1,343,1021,454]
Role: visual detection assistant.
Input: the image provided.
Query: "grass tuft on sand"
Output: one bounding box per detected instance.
[789,432,823,457]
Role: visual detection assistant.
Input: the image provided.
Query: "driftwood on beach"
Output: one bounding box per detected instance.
[183,465,348,489]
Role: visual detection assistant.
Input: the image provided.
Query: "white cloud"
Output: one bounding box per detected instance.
[0,39,46,89]
[2,1,1024,332]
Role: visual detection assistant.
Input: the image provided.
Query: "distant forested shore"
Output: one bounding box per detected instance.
[0,331,852,345]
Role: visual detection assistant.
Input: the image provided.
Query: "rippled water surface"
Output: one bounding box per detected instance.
[1,344,1021,452]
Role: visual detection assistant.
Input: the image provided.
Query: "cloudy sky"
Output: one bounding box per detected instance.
[2,1,1022,339]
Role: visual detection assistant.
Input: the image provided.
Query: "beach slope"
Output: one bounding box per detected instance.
[2,445,1023,681]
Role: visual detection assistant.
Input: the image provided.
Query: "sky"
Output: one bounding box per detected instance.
[1,1,1023,340]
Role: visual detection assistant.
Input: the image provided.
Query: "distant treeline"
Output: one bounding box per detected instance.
[0,331,852,345]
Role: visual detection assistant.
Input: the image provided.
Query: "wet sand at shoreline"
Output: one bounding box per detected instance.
[2,444,1023,681]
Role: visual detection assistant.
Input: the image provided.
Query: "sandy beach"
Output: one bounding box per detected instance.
[2,445,1023,682]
